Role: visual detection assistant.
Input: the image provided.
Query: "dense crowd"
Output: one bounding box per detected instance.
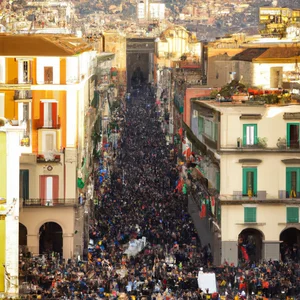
[18,86,300,299]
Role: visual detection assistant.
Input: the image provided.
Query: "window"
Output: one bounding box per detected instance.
[242,167,257,196]
[40,100,58,128]
[244,207,256,223]
[286,207,299,223]
[287,123,300,149]
[18,60,32,84]
[19,102,31,146]
[40,175,59,205]
[19,170,29,201]
[286,167,300,198]
[243,124,257,146]
[44,67,53,84]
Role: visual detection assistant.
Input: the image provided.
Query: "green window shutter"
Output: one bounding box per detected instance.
[20,169,29,200]
[198,117,203,135]
[243,124,257,145]
[287,207,299,223]
[286,167,300,198]
[214,122,218,142]
[243,124,247,145]
[244,207,256,223]
[242,167,257,196]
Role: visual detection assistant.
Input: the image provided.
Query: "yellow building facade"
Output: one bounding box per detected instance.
[0,34,99,263]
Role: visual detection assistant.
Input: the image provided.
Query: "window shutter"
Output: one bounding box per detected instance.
[243,124,247,145]
[53,175,59,201]
[40,175,46,201]
[244,207,256,223]
[40,102,44,127]
[287,207,299,223]
[52,102,57,128]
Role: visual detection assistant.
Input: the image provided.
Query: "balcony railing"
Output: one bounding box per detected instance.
[222,138,300,151]
[221,191,267,201]
[22,198,81,207]
[13,78,33,84]
[36,153,62,163]
[14,90,32,100]
[220,191,300,202]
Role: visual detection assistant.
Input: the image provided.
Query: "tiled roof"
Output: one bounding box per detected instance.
[0,34,92,56]
[256,47,300,59]
[231,48,269,62]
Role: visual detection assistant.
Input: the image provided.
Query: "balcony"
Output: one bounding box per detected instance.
[220,190,300,205]
[14,90,32,100]
[221,137,300,152]
[22,198,81,207]
[36,153,62,163]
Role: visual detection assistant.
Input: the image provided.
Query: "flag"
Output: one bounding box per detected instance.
[175,179,183,193]
[240,246,249,261]
[200,199,206,218]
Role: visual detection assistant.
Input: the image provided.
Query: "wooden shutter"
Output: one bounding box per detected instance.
[52,102,57,128]
[40,175,47,201]
[52,175,59,200]
[44,67,53,83]
[287,207,299,223]
[40,102,44,127]
[244,207,256,223]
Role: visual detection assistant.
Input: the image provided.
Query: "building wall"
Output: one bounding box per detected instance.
[219,105,299,149]
[20,159,64,199]
[19,206,75,258]
[221,203,295,264]
[185,88,212,127]
[220,152,300,200]
[252,62,297,89]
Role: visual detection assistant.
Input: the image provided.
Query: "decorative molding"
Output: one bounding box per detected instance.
[281,158,300,164]
[283,112,300,120]
[239,159,262,163]
[240,114,262,120]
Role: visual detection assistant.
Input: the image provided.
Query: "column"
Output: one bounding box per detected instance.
[26,234,39,256]
[222,241,238,266]
[63,233,74,260]
[263,241,280,261]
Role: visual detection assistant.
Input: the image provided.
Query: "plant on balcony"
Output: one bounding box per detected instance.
[217,80,247,98]
[277,137,287,149]
[257,137,268,148]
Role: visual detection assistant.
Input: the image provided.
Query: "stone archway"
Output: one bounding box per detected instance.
[280,227,300,262]
[39,222,63,256]
[238,228,264,263]
[19,223,27,254]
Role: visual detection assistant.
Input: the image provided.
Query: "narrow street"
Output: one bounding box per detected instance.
[90,85,210,298]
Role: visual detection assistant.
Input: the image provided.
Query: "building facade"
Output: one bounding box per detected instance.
[0,34,103,261]
[191,98,300,265]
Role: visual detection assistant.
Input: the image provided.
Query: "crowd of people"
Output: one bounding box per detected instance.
[18,86,300,299]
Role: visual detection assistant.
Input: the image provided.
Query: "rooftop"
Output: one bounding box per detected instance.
[0,34,92,56]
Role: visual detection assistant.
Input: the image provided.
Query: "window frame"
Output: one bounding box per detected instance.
[242,167,257,197]
[243,124,257,146]
[40,99,58,128]
[286,122,300,148]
